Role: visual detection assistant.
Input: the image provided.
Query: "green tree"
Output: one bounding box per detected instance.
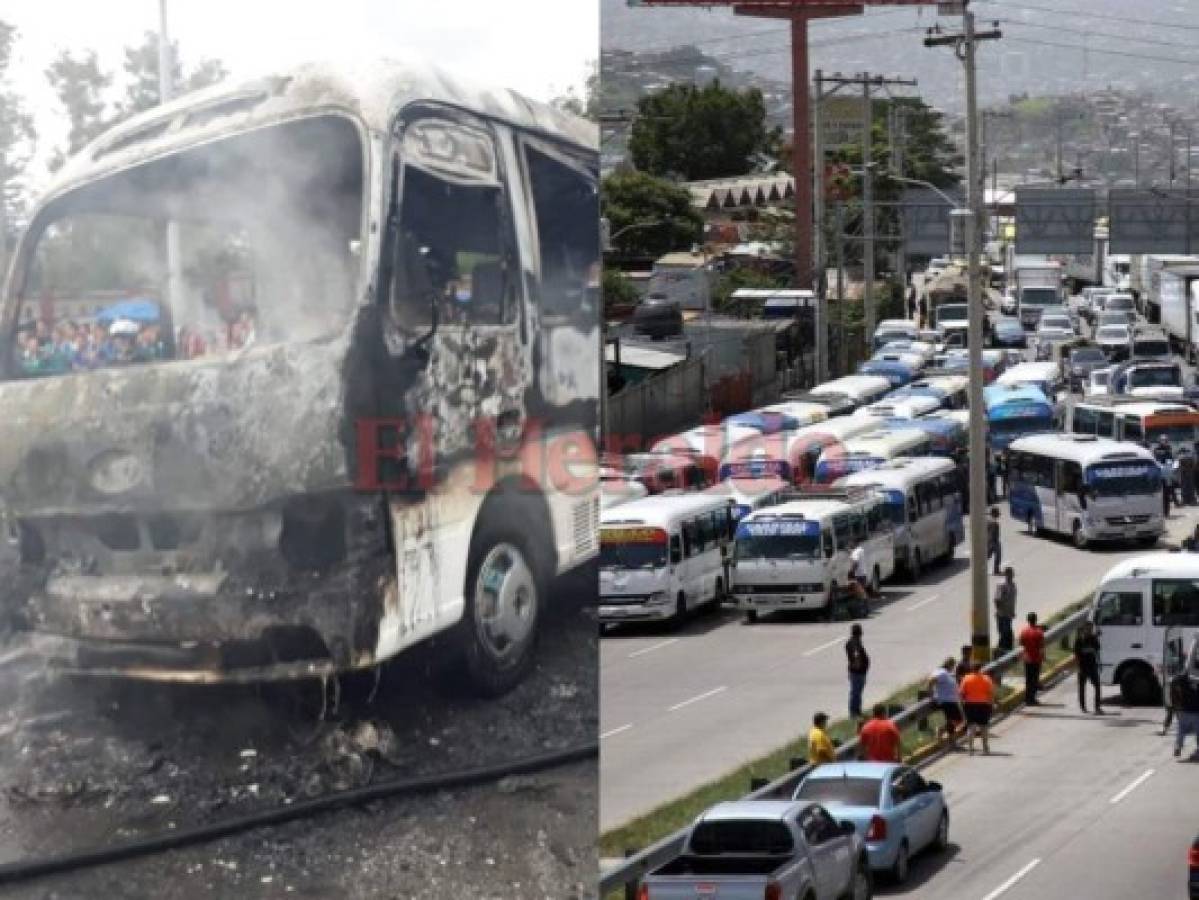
[601,267,640,318]
[629,81,780,181]
[45,50,110,170]
[0,20,36,236]
[114,31,227,121]
[601,169,702,259]
[552,61,598,122]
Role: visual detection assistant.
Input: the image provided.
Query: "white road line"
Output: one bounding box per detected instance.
[980,858,1041,900]
[803,636,843,657]
[628,639,678,659]
[906,593,941,612]
[668,686,727,712]
[1109,768,1154,804]
[601,724,633,740]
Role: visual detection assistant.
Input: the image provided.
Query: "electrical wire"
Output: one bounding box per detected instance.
[998,18,1199,52]
[972,0,1199,35]
[0,742,598,886]
[998,35,1199,68]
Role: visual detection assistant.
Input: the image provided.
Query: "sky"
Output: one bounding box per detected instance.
[0,0,597,184]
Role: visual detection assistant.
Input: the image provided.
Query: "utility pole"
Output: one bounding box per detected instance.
[835,203,847,376]
[926,8,1002,667]
[813,69,828,383]
[893,104,909,304]
[158,0,185,335]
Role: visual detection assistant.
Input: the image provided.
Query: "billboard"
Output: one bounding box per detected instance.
[819,95,866,151]
[1108,189,1199,254]
[900,187,965,256]
[1013,187,1096,255]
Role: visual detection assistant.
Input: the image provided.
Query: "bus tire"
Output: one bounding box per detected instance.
[460,512,546,698]
[909,550,923,582]
[1071,521,1088,550]
[1118,663,1159,706]
[870,567,881,597]
[825,583,839,622]
[1138,534,1159,548]
[711,577,725,611]
[744,609,758,624]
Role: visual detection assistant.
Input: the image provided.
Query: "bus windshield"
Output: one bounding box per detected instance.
[1021,288,1059,307]
[880,489,907,525]
[1145,422,1199,444]
[990,416,1053,440]
[600,528,669,569]
[1086,462,1161,497]
[734,520,821,560]
[1128,367,1180,388]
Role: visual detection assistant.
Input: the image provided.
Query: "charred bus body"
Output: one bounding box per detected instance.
[0,61,600,695]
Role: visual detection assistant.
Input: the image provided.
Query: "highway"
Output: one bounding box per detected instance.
[885,676,1193,900]
[600,509,1196,830]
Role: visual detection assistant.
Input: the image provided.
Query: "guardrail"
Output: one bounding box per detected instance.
[599,606,1090,898]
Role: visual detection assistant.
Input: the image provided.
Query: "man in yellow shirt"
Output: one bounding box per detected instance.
[808,711,836,765]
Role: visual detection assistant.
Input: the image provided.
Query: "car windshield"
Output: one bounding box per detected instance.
[1129,368,1179,388]
[1086,462,1161,497]
[1146,424,1199,445]
[1022,287,1059,306]
[1097,327,1128,341]
[1134,340,1170,358]
[1106,296,1133,310]
[13,116,364,378]
[936,305,967,325]
[1072,349,1106,363]
[599,532,668,570]
[795,776,883,807]
[1040,317,1070,330]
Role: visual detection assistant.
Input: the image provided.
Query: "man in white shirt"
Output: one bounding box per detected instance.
[926,657,965,746]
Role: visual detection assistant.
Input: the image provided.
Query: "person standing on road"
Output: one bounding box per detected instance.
[994,567,1017,654]
[1170,673,1199,759]
[1073,620,1103,714]
[986,507,1003,575]
[859,703,902,762]
[846,624,870,720]
[959,662,995,755]
[808,712,837,766]
[954,644,973,682]
[927,658,965,746]
[1019,612,1046,706]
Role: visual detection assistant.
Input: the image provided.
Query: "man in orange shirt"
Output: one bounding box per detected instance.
[858,704,902,763]
[1018,611,1046,706]
[959,662,995,755]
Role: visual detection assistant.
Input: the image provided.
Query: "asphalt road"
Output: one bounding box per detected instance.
[883,677,1193,900]
[599,504,1198,830]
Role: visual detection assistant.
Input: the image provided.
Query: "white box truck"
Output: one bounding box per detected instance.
[1014,257,1063,329]
[1155,264,1199,362]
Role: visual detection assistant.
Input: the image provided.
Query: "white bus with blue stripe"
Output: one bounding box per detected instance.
[839,458,964,579]
[813,429,934,484]
[1007,434,1164,548]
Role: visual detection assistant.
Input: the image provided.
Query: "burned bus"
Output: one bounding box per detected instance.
[0,61,600,696]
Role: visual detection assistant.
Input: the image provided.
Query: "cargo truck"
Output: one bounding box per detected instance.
[1014,257,1063,329]
[1156,265,1199,363]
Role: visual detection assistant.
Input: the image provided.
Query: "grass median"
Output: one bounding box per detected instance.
[600,594,1090,862]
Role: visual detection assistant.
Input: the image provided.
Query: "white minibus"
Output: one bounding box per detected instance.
[599,493,735,625]
[730,488,895,622]
[808,374,892,410]
[1091,554,1199,704]
[853,394,941,421]
[813,429,934,484]
[1007,434,1164,548]
[840,457,964,579]
[718,417,878,486]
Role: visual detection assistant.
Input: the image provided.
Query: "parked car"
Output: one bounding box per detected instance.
[991,317,1027,349]
[640,800,873,900]
[1097,310,1135,329]
[794,762,948,884]
[1095,324,1132,361]
[1065,345,1109,392]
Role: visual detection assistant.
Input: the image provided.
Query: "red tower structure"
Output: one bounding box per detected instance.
[629,1,934,289]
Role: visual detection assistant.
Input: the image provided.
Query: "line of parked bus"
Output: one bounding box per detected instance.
[598,335,1196,630]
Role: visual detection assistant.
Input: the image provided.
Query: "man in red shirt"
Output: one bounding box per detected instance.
[1018,611,1046,706]
[858,703,902,762]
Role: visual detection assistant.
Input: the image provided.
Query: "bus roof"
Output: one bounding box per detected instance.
[855,395,941,419]
[983,383,1051,411]
[1075,398,1199,419]
[897,374,969,394]
[1008,434,1156,467]
[876,417,963,438]
[1100,553,1199,584]
[43,59,595,211]
[703,478,788,503]
[840,429,929,456]
[840,456,957,490]
[997,362,1059,386]
[600,491,732,527]
[809,374,891,399]
[741,496,869,523]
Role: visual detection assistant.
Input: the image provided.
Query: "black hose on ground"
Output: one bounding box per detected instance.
[0,741,598,886]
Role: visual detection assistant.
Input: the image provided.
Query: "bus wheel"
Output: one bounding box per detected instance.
[1027,512,1038,535]
[744,609,758,624]
[909,550,923,583]
[825,583,839,622]
[461,523,543,697]
[870,567,881,597]
[712,577,725,611]
[1071,521,1088,550]
[673,592,687,625]
[1138,534,1159,548]
[1118,663,1159,706]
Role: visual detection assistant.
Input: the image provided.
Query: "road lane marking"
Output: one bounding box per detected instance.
[1109,768,1154,804]
[628,639,678,659]
[668,686,727,712]
[980,858,1041,900]
[803,637,843,657]
[601,724,632,740]
[906,593,941,612]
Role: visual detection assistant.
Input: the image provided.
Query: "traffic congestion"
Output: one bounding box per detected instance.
[601,247,1199,898]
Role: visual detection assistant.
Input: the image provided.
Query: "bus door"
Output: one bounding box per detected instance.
[1150,578,1199,675]
[1057,460,1085,534]
[1093,580,1149,683]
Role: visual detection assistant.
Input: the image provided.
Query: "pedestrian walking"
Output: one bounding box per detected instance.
[1019,612,1046,706]
[808,712,837,766]
[926,657,965,745]
[1170,673,1199,759]
[1073,620,1103,714]
[994,567,1017,654]
[959,662,995,755]
[846,623,870,720]
[986,507,1003,575]
[859,703,902,762]
[953,644,973,682]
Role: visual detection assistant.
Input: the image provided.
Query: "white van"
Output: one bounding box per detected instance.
[1091,554,1199,704]
[813,429,934,484]
[840,457,964,579]
[996,361,1064,400]
[599,493,735,625]
[808,374,892,411]
[1007,434,1164,548]
[730,488,895,622]
[718,417,879,486]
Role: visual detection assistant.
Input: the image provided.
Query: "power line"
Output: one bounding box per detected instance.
[973,0,1199,34]
[999,18,1199,52]
[999,35,1199,67]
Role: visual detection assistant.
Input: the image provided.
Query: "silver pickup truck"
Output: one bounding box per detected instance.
[640,799,872,900]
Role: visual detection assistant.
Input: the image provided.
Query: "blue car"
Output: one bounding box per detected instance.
[793,762,948,884]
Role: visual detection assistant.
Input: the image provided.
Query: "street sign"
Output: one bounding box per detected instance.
[900,187,965,255]
[1109,189,1199,254]
[1013,187,1095,255]
[820,96,867,151]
